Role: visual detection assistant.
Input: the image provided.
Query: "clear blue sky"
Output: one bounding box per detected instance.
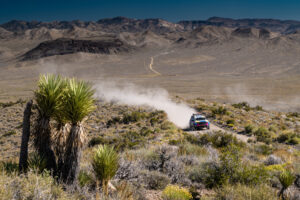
[1,0,300,23]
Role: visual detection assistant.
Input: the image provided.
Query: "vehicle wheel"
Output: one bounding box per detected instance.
[207,125,210,130]
[190,126,195,131]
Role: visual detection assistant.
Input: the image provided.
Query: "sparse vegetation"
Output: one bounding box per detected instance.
[0,85,299,199]
[162,185,192,200]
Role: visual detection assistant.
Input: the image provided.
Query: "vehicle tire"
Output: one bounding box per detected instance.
[190,126,195,131]
[207,125,210,130]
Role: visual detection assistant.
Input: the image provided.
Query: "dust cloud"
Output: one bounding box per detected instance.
[95,82,195,128]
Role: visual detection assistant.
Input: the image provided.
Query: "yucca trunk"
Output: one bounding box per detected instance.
[53,123,70,177]
[33,116,57,173]
[19,100,33,172]
[61,123,86,183]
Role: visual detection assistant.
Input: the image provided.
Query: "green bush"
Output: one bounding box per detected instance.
[254,127,272,144]
[27,153,47,173]
[212,106,228,116]
[254,144,273,155]
[185,132,245,149]
[122,111,146,124]
[106,116,121,127]
[226,119,235,125]
[0,160,18,174]
[244,124,254,135]
[88,136,105,147]
[162,185,192,200]
[232,102,251,111]
[277,131,300,145]
[237,164,269,185]
[203,145,269,188]
[78,170,94,187]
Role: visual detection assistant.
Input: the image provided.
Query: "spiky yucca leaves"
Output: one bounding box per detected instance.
[33,74,65,172]
[61,78,95,183]
[92,145,119,197]
[27,152,47,173]
[278,170,296,200]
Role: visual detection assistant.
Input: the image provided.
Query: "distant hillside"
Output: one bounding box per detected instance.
[2,16,300,34]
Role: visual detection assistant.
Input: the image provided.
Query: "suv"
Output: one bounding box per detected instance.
[189,114,210,130]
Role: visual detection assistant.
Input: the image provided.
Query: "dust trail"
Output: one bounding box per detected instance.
[95,82,195,128]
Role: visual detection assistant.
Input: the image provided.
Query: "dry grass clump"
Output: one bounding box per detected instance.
[214,183,277,200]
[0,171,73,200]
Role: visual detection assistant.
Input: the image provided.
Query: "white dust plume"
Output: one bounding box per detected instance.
[95,82,195,128]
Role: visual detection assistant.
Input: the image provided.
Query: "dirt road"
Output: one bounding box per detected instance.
[148,56,161,76]
[188,123,250,143]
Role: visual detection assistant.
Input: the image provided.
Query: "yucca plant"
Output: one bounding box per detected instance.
[278,170,296,200]
[92,145,119,198]
[33,74,65,172]
[61,78,95,183]
[27,152,47,173]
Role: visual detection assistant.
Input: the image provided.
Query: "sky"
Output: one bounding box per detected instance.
[1,0,300,23]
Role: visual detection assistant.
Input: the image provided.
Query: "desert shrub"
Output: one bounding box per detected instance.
[244,124,255,135]
[232,102,251,111]
[162,185,192,200]
[179,155,199,166]
[78,170,94,187]
[120,131,147,149]
[277,131,300,145]
[0,98,25,108]
[142,146,186,184]
[185,132,245,149]
[169,139,182,145]
[0,160,18,174]
[264,155,283,166]
[188,166,205,183]
[122,111,146,124]
[237,164,270,185]
[212,106,228,116]
[114,181,141,200]
[226,119,235,125]
[141,170,171,190]
[254,105,263,111]
[115,158,140,180]
[254,144,273,155]
[88,136,105,147]
[203,145,269,188]
[254,127,272,144]
[161,122,178,133]
[215,183,277,200]
[106,116,121,127]
[1,130,17,137]
[178,142,207,156]
[203,145,241,188]
[140,127,153,137]
[287,112,299,118]
[0,171,71,199]
[211,132,245,148]
[150,117,160,126]
[27,152,47,173]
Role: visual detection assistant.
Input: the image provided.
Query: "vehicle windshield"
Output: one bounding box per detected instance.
[195,117,205,121]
